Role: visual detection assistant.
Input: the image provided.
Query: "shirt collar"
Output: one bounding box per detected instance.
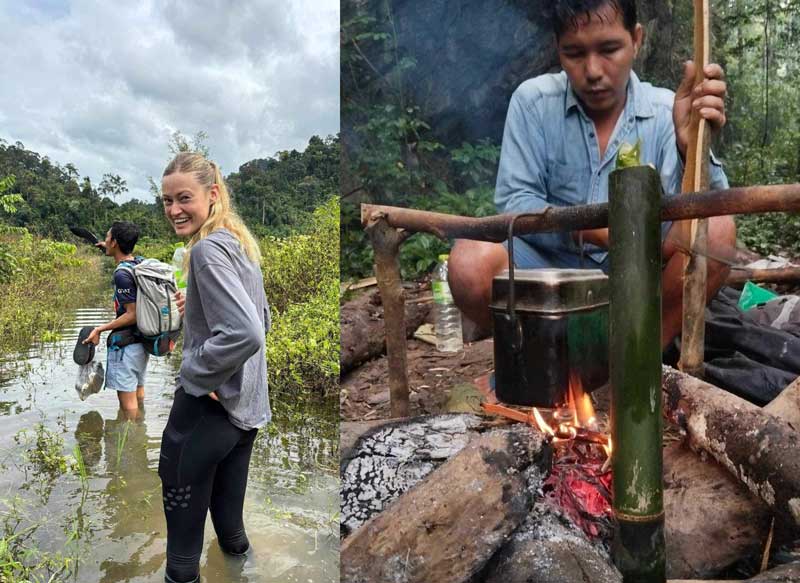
[565,71,655,119]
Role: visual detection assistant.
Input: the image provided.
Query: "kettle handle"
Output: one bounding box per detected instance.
[506,213,543,352]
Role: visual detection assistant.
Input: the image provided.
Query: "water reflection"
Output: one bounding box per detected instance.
[0,307,339,582]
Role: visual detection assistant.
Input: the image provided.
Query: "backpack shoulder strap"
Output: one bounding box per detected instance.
[114,261,136,277]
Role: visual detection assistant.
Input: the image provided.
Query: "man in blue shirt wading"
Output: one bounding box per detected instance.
[83,221,149,419]
[449,0,735,350]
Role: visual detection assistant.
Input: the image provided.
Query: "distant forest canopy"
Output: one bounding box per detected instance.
[0,134,339,241]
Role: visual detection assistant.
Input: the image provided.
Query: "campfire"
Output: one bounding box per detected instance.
[483,373,614,541]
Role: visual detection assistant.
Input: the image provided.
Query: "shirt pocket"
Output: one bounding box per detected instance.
[546,160,590,206]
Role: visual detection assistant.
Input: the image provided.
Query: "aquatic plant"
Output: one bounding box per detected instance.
[0,496,79,582]
[114,421,131,468]
[71,445,88,490]
[15,424,69,477]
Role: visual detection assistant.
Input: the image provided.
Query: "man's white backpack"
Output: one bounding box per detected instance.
[116,259,182,356]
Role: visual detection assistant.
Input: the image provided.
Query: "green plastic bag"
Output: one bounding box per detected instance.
[738,280,779,311]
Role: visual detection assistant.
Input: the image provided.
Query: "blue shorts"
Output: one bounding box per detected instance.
[105,342,149,392]
[503,237,610,272]
[503,222,674,272]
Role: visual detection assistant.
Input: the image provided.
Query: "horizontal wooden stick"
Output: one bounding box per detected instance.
[362,183,800,242]
[726,266,800,286]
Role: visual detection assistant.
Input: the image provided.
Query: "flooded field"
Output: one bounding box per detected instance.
[0,307,339,582]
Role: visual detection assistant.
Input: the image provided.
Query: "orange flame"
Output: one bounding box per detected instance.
[569,371,599,431]
[532,407,556,436]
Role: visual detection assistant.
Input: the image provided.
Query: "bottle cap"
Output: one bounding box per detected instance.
[438,254,449,262]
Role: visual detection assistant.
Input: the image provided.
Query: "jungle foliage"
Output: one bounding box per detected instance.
[341,7,500,280]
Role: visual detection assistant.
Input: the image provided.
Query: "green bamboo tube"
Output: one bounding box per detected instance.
[608,165,665,582]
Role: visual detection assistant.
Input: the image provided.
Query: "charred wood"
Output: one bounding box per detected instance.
[340,413,484,536]
[340,424,550,583]
[479,502,622,583]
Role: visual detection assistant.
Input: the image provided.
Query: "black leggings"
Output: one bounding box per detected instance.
[159,388,258,583]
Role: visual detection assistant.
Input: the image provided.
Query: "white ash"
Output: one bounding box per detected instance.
[340,413,483,536]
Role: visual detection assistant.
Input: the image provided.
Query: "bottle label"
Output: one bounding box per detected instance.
[432,281,453,304]
[174,269,187,289]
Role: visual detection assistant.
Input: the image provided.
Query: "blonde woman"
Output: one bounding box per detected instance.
[158,152,271,583]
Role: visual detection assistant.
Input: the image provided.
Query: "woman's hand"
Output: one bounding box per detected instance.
[175,291,185,317]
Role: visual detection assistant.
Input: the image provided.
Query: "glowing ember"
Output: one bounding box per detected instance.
[479,377,614,541]
[543,458,613,540]
[556,423,578,440]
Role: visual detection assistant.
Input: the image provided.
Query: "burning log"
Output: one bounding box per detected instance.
[340,424,550,583]
[662,365,800,536]
[340,287,431,374]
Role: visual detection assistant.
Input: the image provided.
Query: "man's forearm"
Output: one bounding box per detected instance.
[573,228,610,249]
[97,311,136,333]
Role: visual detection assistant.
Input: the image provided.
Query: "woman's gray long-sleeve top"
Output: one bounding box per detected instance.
[178,228,271,430]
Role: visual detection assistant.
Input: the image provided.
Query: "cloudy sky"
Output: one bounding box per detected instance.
[0,0,339,201]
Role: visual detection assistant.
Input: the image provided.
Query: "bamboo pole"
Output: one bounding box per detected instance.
[364,215,410,417]
[678,0,712,377]
[609,166,666,582]
[361,182,800,243]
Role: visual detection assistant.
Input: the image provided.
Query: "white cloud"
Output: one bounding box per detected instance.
[0,0,339,201]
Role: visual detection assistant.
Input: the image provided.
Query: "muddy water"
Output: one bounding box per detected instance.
[0,307,338,582]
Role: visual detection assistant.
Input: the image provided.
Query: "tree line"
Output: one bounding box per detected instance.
[0,134,339,241]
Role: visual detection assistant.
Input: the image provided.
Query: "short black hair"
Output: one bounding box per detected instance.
[549,0,637,38]
[110,221,140,254]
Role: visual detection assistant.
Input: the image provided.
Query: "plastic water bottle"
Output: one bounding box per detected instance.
[432,254,463,352]
[171,244,187,289]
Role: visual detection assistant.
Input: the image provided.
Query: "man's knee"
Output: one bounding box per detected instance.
[709,215,737,278]
[448,240,507,304]
[710,215,736,245]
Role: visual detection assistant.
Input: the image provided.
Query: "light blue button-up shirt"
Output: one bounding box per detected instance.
[495,71,728,264]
